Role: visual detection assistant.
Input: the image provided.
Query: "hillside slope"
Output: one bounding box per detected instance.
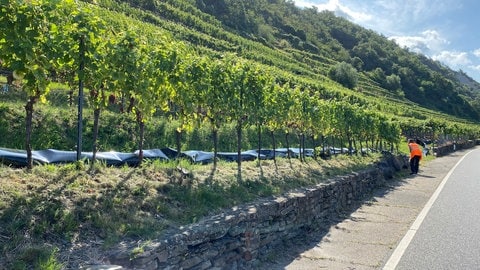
[109,0,480,121]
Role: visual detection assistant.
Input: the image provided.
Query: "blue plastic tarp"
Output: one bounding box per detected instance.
[0,147,317,167]
[182,150,215,164]
[0,148,29,166]
[136,149,169,160]
[0,148,167,167]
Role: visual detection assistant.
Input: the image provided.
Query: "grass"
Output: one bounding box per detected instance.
[0,152,386,268]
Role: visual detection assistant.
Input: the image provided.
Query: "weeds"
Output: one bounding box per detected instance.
[37,247,63,270]
[130,241,151,260]
[9,246,63,270]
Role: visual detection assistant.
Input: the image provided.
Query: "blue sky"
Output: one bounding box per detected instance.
[292,0,480,82]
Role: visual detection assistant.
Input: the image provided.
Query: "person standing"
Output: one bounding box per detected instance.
[408,139,422,174]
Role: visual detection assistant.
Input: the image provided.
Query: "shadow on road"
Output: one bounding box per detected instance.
[414,173,436,178]
[260,173,412,269]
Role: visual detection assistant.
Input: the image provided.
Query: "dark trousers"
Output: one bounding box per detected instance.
[410,155,421,174]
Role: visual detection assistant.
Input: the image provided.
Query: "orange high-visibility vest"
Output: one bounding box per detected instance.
[408,142,422,159]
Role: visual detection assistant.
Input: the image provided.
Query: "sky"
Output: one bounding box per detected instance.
[292,0,480,82]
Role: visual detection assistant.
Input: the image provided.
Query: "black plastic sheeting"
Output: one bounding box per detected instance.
[0,147,315,167]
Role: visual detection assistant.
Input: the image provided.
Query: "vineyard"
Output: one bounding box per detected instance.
[1,0,479,170]
[2,0,480,268]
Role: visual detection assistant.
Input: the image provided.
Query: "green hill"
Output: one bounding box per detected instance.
[112,0,480,121]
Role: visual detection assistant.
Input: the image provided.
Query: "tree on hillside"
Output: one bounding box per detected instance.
[0,0,76,169]
[264,81,295,164]
[169,51,205,162]
[378,115,401,152]
[247,63,273,166]
[206,57,235,168]
[56,3,110,166]
[109,31,151,163]
[328,62,358,89]
[83,37,113,166]
[110,29,181,164]
[231,59,259,180]
[385,74,402,92]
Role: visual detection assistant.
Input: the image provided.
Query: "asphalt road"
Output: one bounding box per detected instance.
[389,148,480,270]
[264,147,476,270]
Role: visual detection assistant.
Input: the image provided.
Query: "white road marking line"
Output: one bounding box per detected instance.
[382,150,474,270]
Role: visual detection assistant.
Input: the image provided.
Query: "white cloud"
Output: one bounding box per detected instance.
[382,31,478,75]
[294,0,372,24]
[474,49,480,58]
[471,65,480,71]
[294,0,337,10]
[373,0,459,23]
[432,51,471,68]
[389,30,448,54]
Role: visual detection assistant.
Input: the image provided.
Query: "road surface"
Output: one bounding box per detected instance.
[264,147,477,270]
[386,148,480,269]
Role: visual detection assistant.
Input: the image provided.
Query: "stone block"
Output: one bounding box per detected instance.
[180,255,203,269]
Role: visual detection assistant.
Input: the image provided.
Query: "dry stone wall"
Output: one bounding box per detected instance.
[433,140,476,157]
[107,154,407,270]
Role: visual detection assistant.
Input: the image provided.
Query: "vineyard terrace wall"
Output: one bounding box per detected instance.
[106,153,407,269]
[433,139,476,157]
